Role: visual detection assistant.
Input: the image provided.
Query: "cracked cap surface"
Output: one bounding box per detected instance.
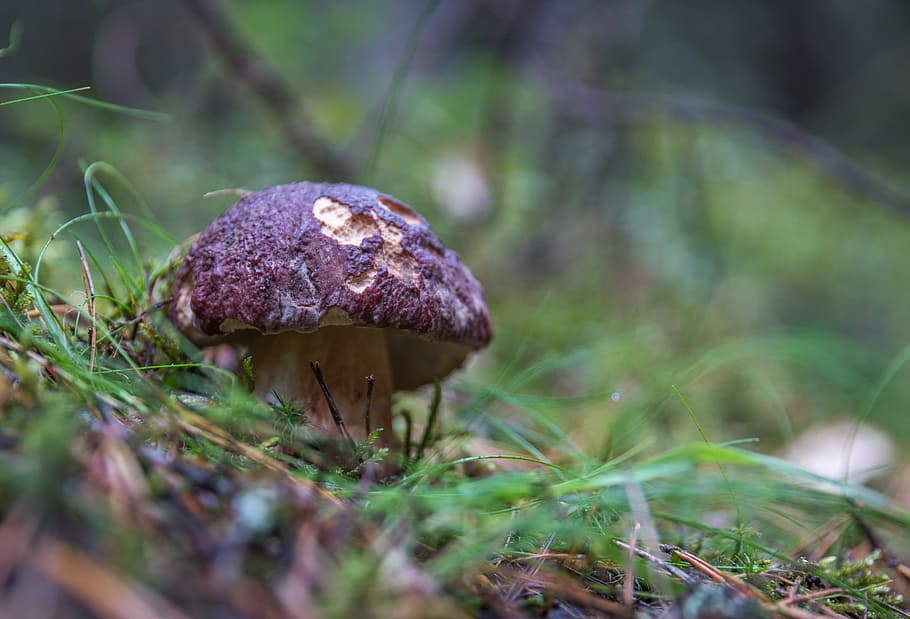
[170,181,493,389]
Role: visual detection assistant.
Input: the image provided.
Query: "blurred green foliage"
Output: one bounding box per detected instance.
[3,0,910,486]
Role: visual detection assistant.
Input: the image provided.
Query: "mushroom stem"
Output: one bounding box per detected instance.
[247,327,394,446]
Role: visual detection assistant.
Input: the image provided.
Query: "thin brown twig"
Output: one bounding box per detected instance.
[624,523,640,609]
[849,511,910,590]
[660,545,846,619]
[172,404,343,507]
[554,83,910,218]
[76,240,97,372]
[788,515,850,561]
[0,333,60,378]
[25,303,79,319]
[308,361,355,448]
[364,374,374,435]
[779,588,845,607]
[506,532,554,602]
[181,0,353,179]
[503,564,631,616]
[661,544,759,598]
[613,540,697,585]
[401,409,413,460]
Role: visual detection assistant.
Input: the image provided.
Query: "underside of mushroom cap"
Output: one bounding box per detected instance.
[170,182,493,388]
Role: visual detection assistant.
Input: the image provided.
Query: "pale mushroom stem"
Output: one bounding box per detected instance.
[247,327,394,446]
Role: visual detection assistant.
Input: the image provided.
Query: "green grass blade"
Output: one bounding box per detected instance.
[0,21,23,58]
[0,83,169,121]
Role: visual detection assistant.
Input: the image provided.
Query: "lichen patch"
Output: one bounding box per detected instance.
[313,197,378,246]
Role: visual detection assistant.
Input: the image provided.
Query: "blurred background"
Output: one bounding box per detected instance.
[3,0,910,498]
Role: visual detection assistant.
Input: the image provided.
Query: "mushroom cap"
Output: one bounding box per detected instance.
[170,182,493,389]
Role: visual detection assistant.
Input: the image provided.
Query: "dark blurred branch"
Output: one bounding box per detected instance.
[367,0,440,174]
[557,83,910,218]
[182,0,353,180]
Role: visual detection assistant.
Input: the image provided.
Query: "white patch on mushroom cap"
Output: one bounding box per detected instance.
[375,218,416,281]
[317,198,419,294]
[171,280,196,331]
[377,196,423,226]
[346,268,378,294]
[313,197,378,246]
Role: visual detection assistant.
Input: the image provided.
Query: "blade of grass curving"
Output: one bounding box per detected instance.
[673,333,869,395]
[844,341,910,484]
[75,240,97,371]
[0,83,169,121]
[33,212,152,289]
[493,292,553,386]
[656,443,910,524]
[83,163,147,297]
[0,237,69,350]
[91,363,208,376]
[461,382,591,463]
[482,415,563,477]
[69,234,127,315]
[673,385,745,553]
[81,160,158,222]
[32,211,175,349]
[0,266,144,371]
[1,90,67,213]
[0,242,29,334]
[366,0,440,173]
[0,85,90,107]
[653,507,907,617]
[0,21,23,58]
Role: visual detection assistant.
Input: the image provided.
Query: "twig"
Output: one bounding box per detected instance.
[172,405,343,507]
[498,563,631,617]
[779,588,844,607]
[401,409,413,461]
[364,374,374,435]
[660,544,759,597]
[76,240,97,372]
[554,83,910,218]
[613,540,697,585]
[25,304,80,319]
[660,545,843,619]
[624,523,640,608]
[416,381,441,460]
[788,515,850,562]
[851,511,910,586]
[308,361,355,449]
[181,0,353,179]
[506,532,554,602]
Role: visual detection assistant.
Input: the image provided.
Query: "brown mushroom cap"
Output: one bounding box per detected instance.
[170,181,493,389]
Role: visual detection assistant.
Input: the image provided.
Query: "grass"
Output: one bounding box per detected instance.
[2,86,910,619]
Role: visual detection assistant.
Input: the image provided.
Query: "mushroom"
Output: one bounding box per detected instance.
[169,182,493,447]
